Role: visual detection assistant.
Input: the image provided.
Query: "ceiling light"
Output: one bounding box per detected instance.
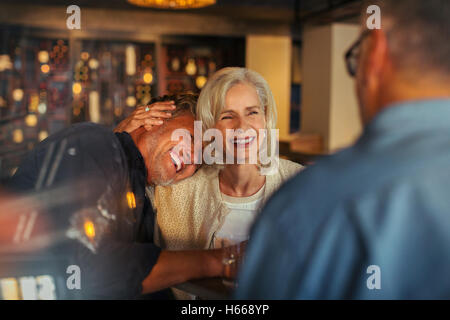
[127,0,215,9]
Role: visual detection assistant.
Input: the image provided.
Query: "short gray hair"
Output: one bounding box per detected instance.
[149,93,198,118]
[363,0,450,76]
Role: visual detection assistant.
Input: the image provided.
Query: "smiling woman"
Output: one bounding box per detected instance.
[216,83,266,165]
[113,68,302,299]
[145,67,303,299]
[198,68,278,166]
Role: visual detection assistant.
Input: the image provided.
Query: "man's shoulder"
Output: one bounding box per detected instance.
[12,123,122,184]
[8,122,127,210]
[276,146,358,197]
[256,146,368,230]
[51,122,114,141]
[259,134,450,233]
[35,122,116,153]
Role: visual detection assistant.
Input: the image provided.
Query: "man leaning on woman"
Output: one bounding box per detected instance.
[116,67,302,298]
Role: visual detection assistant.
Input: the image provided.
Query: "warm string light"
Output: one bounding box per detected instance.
[12,129,23,144]
[126,96,137,107]
[40,64,50,74]
[72,82,82,95]
[126,191,137,209]
[38,51,49,64]
[25,114,38,127]
[127,0,215,9]
[196,75,207,89]
[12,89,24,102]
[83,220,96,239]
[185,58,197,75]
[143,72,153,84]
[38,130,48,141]
[0,54,13,72]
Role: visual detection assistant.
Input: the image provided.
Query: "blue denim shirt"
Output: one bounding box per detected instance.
[235,99,450,299]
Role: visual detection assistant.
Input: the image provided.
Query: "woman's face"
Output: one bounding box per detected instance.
[215,82,266,164]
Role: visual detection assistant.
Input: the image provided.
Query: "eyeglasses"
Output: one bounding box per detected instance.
[345,30,371,77]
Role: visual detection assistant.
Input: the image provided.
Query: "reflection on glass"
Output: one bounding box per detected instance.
[0,278,20,300]
[0,275,57,300]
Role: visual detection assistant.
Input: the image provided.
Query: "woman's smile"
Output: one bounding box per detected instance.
[229,135,257,148]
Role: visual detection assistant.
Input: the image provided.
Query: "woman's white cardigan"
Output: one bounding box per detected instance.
[148,158,303,251]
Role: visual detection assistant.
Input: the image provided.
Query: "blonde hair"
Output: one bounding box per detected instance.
[196,67,278,164]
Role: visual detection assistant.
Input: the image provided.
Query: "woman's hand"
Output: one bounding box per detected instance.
[114,100,176,133]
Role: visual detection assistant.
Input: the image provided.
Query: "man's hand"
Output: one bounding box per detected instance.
[141,241,248,294]
[114,101,176,133]
[141,248,222,294]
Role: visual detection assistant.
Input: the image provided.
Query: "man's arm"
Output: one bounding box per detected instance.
[142,248,223,294]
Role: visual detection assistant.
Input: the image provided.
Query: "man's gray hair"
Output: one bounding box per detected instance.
[149,93,198,118]
[364,0,450,76]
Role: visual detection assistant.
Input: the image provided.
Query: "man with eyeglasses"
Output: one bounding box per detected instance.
[236,0,450,299]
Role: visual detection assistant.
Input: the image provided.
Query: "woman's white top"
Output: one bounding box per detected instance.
[213,184,266,248]
[149,159,303,251]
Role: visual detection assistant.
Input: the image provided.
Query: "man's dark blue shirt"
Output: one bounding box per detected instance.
[8,122,161,299]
